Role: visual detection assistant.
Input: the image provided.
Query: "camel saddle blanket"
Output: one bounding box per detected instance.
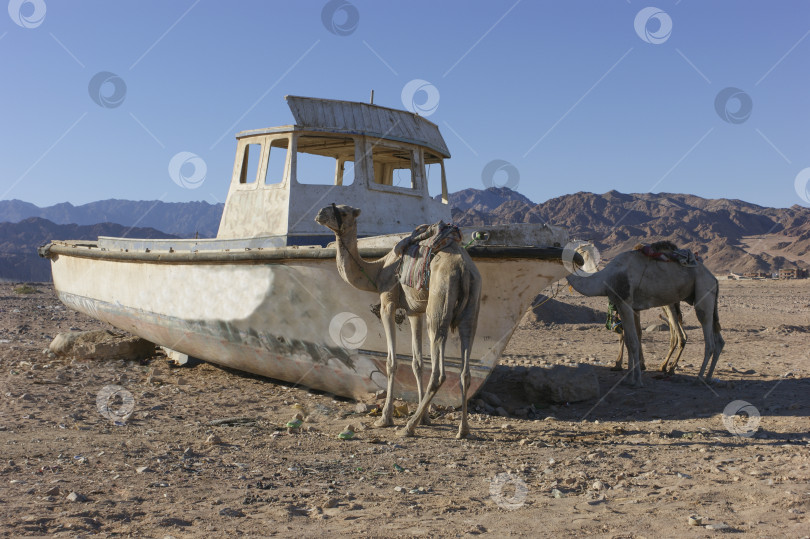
[396,221,462,290]
[634,244,699,267]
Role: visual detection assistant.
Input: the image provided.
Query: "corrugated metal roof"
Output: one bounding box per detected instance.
[285,95,450,157]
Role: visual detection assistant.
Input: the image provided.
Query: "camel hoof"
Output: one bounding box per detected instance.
[640,364,647,371]
[373,417,394,428]
[610,366,623,372]
[397,427,415,438]
[456,427,470,439]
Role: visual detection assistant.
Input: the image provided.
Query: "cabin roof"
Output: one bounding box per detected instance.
[235,96,451,158]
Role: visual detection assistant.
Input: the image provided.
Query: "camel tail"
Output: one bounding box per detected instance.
[450,268,472,332]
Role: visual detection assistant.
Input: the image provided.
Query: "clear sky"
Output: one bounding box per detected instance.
[1,0,809,209]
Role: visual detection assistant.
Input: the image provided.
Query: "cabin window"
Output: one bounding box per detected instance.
[238,143,262,184]
[424,152,448,202]
[265,138,288,185]
[371,146,416,189]
[294,135,355,185]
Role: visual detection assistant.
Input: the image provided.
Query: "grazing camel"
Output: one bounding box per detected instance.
[568,243,723,386]
[612,304,687,374]
[315,204,482,438]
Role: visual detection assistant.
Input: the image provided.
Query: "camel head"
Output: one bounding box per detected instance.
[314,204,361,236]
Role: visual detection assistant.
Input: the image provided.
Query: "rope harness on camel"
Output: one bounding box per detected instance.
[396,221,462,291]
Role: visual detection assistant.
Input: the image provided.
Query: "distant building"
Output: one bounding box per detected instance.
[778,268,808,279]
[743,271,770,279]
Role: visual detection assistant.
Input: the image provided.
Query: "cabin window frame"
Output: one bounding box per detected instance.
[366,139,424,198]
[423,150,449,204]
[231,134,292,190]
[289,133,358,187]
[263,135,291,189]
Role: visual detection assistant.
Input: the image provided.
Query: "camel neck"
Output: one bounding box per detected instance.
[335,232,380,293]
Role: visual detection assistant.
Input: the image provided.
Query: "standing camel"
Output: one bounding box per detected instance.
[315,204,482,438]
[612,304,687,374]
[568,246,723,386]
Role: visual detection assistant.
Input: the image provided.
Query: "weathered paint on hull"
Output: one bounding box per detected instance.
[50,254,567,406]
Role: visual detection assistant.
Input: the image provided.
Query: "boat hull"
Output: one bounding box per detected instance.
[45,245,569,406]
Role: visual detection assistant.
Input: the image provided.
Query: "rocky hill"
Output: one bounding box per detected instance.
[452,189,810,275]
[0,218,175,282]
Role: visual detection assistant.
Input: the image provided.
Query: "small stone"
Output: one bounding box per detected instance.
[205,434,222,445]
[374,389,387,400]
[591,480,604,491]
[324,497,339,508]
[136,466,153,474]
[394,486,406,493]
[354,402,370,414]
[518,438,530,446]
[688,515,702,526]
[500,423,513,430]
[66,491,86,502]
[44,486,60,496]
[705,523,729,531]
[551,489,565,499]
[219,507,245,517]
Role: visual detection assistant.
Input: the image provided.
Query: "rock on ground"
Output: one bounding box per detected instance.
[49,330,154,360]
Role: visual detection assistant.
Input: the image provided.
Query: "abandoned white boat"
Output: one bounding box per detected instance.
[40,96,578,406]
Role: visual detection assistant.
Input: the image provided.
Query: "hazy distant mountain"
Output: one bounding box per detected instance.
[0,218,175,282]
[0,199,223,238]
[452,189,810,275]
[2,188,809,280]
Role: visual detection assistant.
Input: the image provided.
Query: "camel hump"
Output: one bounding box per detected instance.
[649,240,679,252]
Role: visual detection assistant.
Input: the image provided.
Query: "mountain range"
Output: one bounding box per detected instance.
[1,187,808,282]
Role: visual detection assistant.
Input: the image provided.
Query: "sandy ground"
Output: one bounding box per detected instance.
[0,279,808,538]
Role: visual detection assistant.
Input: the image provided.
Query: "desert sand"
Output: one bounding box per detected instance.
[0,279,808,537]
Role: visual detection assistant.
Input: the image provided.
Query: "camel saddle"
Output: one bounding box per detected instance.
[396,221,462,290]
[634,241,699,267]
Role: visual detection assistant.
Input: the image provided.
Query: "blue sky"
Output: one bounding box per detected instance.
[1,0,809,208]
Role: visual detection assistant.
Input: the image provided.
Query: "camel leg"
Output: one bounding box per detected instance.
[400,294,453,437]
[634,310,646,371]
[408,314,430,425]
[700,284,724,381]
[664,304,688,374]
[695,285,724,381]
[400,324,447,437]
[611,333,624,371]
[374,291,398,428]
[456,292,479,440]
[658,305,677,372]
[616,302,643,387]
